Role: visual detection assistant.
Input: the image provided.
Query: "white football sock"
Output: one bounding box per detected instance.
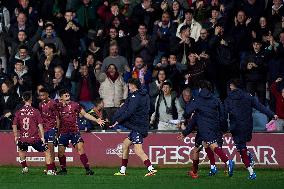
[247,166,254,175]
[148,165,154,171]
[210,164,216,169]
[120,166,126,174]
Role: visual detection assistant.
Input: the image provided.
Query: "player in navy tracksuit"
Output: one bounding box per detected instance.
[225,79,278,180]
[182,80,235,177]
[180,112,225,178]
[111,78,157,176]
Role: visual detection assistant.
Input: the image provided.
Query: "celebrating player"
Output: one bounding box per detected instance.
[12,91,56,175]
[183,80,235,177]
[38,88,60,171]
[224,79,278,180]
[178,114,224,178]
[111,78,157,177]
[56,89,105,175]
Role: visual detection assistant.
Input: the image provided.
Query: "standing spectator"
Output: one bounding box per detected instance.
[10,59,32,96]
[76,0,102,31]
[45,66,72,99]
[58,9,83,62]
[38,43,63,84]
[9,12,35,40]
[169,1,184,27]
[176,9,202,41]
[270,78,284,130]
[149,69,168,113]
[269,0,284,38]
[102,27,130,59]
[131,24,155,67]
[131,0,156,35]
[12,0,38,24]
[98,64,128,123]
[241,39,268,104]
[209,24,238,100]
[33,23,66,60]
[9,45,36,82]
[152,12,176,65]
[150,82,183,130]
[0,80,21,130]
[171,25,196,64]
[231,10,252,59]
[101,44,130,75]
[0,1,10,73]
[183,52,208,97]
[71,61,100,110]
[131,56,152,89]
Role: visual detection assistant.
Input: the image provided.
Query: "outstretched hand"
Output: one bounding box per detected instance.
[97,118,106,127]
[109,121,119,128]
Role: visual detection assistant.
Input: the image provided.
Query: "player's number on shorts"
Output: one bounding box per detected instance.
[23,117,30,131]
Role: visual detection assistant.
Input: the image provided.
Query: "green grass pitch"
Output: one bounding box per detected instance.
[0,166,283,189]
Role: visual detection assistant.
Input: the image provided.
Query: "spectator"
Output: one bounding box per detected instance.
[131,56,152,89]
[38,43,63,84]
[179,87,192,111]
[71,61,100,109]
[176,9,202,41]
[11,0,38,24]
[101,43,130,75]
[241,39,268,104]
[0,62,8,84]
[76,0,102,31]
[131,0,156,35]
[183,52,208,97]
[10,59,32,96]
[57,9,83,62]
[169,1,184,27]
[86,39,103,63]
[0,80,21,130]
[45,65,72,99]
[98,64,128,123]
[0,2,10,73]
[150,81,183,130]
[171,25,196,64]
[270,78,284,130]
[153,12,176,65]
[149,69,168,113]
[131,23,155,67]
[8,12,35,40]
[33,23,66,60]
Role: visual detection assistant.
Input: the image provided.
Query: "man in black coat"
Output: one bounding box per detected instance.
[224,79,278,180]
[111,78,157,177]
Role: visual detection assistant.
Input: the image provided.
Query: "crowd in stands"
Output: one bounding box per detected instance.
[0,0,284,131]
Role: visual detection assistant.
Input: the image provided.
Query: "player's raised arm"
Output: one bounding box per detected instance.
[80,109,106,127]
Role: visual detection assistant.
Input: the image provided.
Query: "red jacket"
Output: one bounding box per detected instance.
[270,82,284,119]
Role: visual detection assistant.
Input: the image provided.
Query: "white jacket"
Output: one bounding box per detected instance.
[98,73,128,108]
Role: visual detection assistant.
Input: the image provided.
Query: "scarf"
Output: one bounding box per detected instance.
[106,72,119,82]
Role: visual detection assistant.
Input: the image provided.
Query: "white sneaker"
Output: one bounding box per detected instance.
[22,167,29,174]
[46,170,57,175]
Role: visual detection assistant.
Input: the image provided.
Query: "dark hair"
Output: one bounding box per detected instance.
[15,59,24,64]
[18,45,28,51]
[59,89,70,97]
[229,78,244,89]
[38,88,49,94]
[107,64,118,72]
[184,9,194,15]
[138,23,147,28]
[44,43,56,53]
[22,91,32,102]
[94,98,104,105]
[128,78,141,89]
[199,80,212,91]
[162,81,172,88]
[44,23,54,29]
[157,69,167,80]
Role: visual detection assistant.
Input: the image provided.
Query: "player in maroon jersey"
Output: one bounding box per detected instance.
[38,88,60,171]
[57,89,105,175]
[12,91,56,175]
